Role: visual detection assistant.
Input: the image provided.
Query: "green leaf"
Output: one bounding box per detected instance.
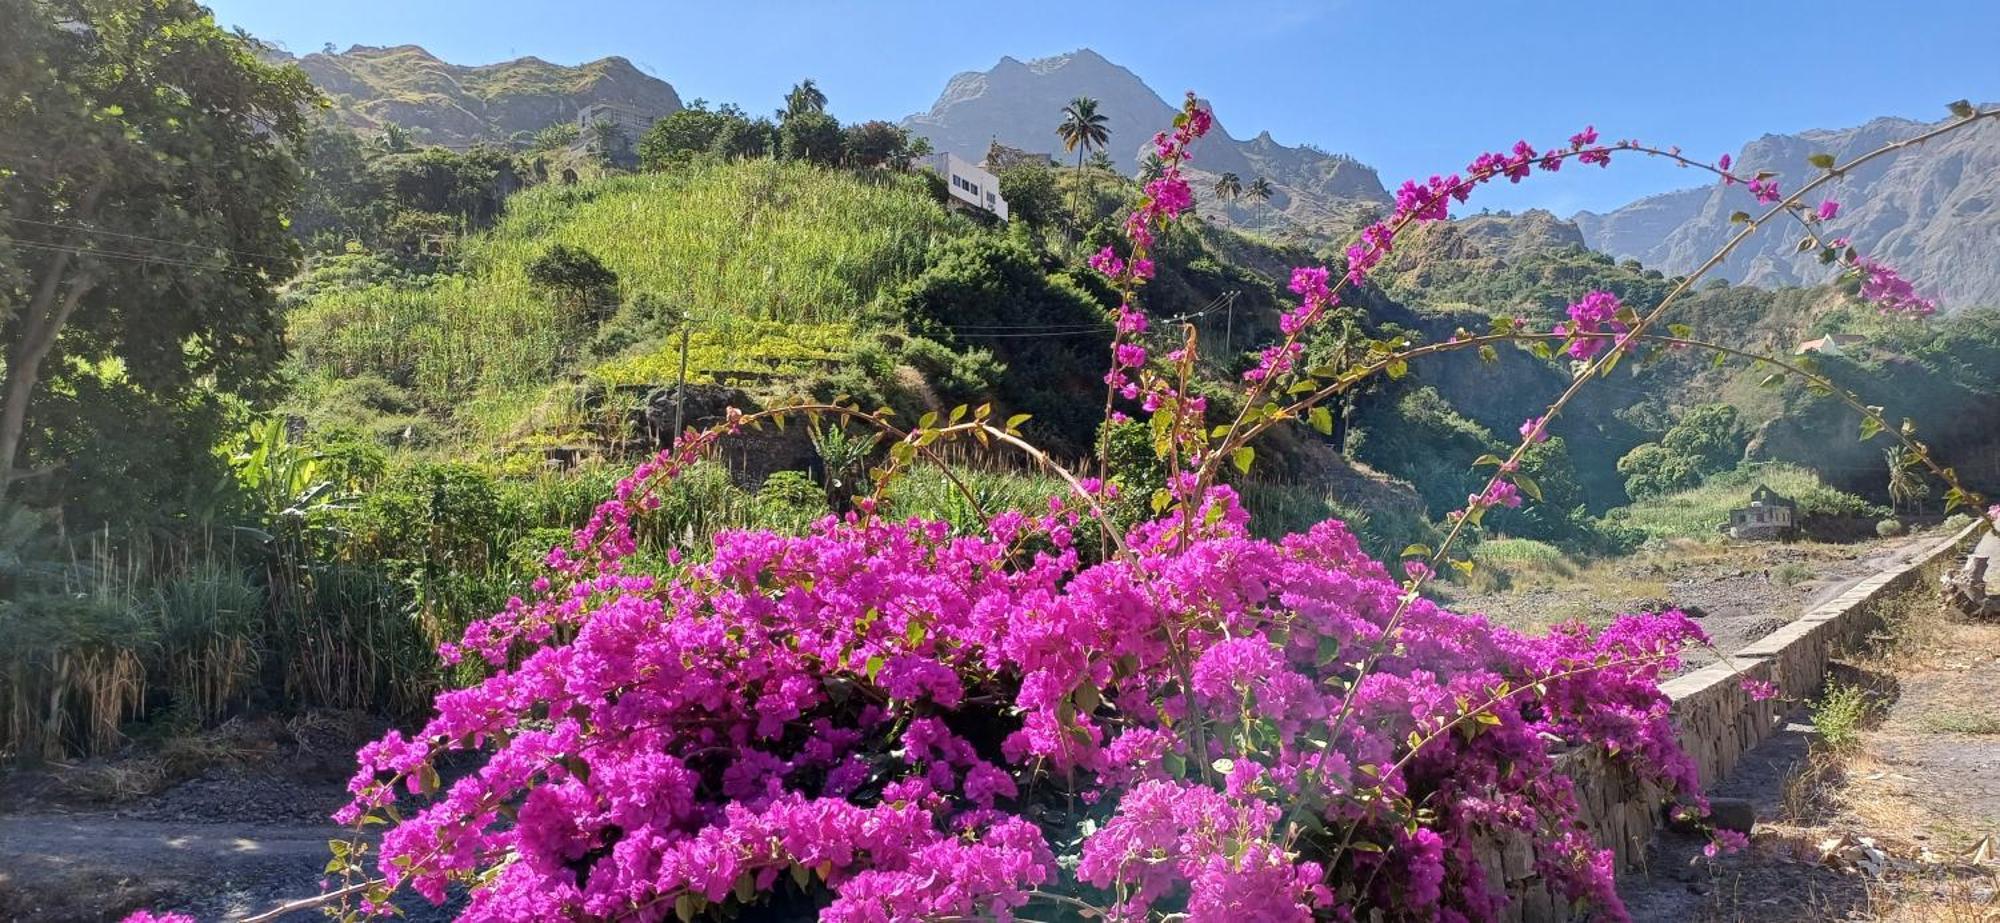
[1074,683,1101,713]
[1471,453,1504,468]
[864,655,884,681]
[1949,99,1976,119]
[1859,416,1884,441]
[1231,446,1255,475]
[1005,413,1031,432]
[918,411,938,429]
[1308,406,1334,435]
[1807,152,1836,169]
[1385,358,1408,380]
[1512,473,1543,503]
[1668,323,1693,339]
[1729,211,1751,224]
[1400,543,1432,558]
[905,621,926,645]
[948,404,968,423]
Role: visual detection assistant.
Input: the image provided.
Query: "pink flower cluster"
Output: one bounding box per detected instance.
[1553,290,1629,360]
[1248,125,1630,388]
[1856,257,1938,318]
[307,464,1708,923]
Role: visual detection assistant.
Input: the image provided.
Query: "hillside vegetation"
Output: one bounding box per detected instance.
[289,161,968,440]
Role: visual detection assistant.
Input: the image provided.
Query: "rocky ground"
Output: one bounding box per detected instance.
[0,714,458,922]
[1619,557,2000,922]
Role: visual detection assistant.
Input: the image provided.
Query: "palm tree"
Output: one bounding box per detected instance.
[1885,446,1929,514]
[1246,176,1275,212]
[1139,153,1165,183]
[783,79,827,120]
[1213,171,1243,203]
[1057,96,1111,220]
[374,122,412,154]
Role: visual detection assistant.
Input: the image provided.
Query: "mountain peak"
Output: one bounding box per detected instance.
[900,47,1387,230]
[288,43,681,148]
[1575,109,2000,311]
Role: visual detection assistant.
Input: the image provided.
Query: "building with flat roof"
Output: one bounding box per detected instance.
[927,152,1008,221]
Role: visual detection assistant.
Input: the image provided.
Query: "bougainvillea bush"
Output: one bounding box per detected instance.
[126,97,1994,923]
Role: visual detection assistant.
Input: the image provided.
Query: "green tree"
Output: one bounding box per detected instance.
[374,121,414,154]
[526,243,620,323]
[783,78,827,119]
[0,0,316,497]
[1616,442,1703,500]
[1213,171,1243,203]
[638,106,736,170]
[1246,176,1275,211]
[886,236,1110,451]
[779,111,843,167]
[997,163,1064,230]
[1659,402,1742,473]
[531,121,581,152]
[586,120,629,167]
[292,123,384,252]
[841,120,912,170]
[1056,96,1111,219]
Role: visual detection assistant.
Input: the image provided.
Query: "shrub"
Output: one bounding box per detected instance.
[1875,517,1904,537]
[1811,683,1872,752]
[1771,562,1815,587]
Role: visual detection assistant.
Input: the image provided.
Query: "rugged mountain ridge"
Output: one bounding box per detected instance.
[901,49,1389,233]
[271,44,683,148]
[1575,109,2000,311]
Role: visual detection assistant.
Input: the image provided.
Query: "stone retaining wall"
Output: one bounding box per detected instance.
[1481,524,1982,921]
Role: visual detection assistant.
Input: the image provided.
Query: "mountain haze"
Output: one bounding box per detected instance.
[1575,109,2000,311]
[272,44,683,147]
[901,49,1389,233]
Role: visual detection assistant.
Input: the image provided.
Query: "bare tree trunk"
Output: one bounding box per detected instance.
[0,257,94,495]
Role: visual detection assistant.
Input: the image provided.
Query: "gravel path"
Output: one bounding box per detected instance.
[1444,533,1937,669]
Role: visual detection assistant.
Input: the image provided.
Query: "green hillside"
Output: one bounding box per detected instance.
[288,161,970,441]
[274,44,684,147]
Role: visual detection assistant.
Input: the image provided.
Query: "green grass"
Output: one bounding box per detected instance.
[1471,538,1576,577]
[1919,709,2000,736]
[288,161,967,434]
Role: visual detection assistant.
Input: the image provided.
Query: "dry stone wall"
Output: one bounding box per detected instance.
[1479,524,1982,921]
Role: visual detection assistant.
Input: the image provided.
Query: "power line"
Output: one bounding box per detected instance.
[0,234,249,273]
[1,215,290,264]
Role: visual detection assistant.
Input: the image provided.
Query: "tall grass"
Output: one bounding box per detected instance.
[1604,462,1884,543]
[288,161,966,422]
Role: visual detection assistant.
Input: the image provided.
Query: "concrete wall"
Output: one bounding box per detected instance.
[1476,523,1981,921]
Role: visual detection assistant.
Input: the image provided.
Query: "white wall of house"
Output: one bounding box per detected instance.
[930,153,1008,221]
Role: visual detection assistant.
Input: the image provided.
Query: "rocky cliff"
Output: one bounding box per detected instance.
[274,44,683,148]
[1575,108,2000,312]
[901,49,1388,234]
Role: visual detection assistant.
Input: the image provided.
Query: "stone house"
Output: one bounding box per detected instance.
[1726,484,1797,540]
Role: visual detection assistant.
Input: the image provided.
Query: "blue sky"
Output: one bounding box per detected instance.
[208,0,1995,214]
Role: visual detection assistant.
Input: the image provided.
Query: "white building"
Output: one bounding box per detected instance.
[928,152,1008,221]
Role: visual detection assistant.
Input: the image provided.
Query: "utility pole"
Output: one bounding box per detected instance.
[1223,290,1237,355]
[671,311,691,446]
